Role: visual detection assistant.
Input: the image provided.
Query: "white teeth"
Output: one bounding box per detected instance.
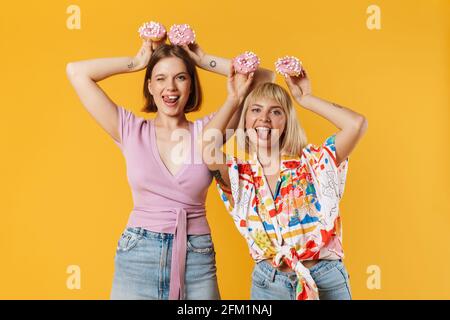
[168,96,179,99]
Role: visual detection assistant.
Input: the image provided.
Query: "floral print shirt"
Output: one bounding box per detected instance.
[216,135,349,300]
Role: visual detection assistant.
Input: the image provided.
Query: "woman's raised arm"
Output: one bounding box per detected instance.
[66,40,161,143]
[285,68,368,166]
[200,65,254,184]
[183,44,274,131]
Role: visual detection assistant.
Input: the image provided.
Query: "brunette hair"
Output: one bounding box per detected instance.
[142,44,202,113]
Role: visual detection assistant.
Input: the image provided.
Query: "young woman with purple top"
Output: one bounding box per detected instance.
[66,32,274,300]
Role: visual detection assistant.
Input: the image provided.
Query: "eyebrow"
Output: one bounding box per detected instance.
[251,104,283,110]
[154,72,189,78]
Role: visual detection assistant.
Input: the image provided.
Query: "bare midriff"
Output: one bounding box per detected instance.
[265,259,320,272]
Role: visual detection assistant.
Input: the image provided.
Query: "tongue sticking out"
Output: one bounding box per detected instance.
[163,96,179,104]
[257,129,270,140]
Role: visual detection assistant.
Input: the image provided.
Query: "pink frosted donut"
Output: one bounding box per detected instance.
[232,51,260,74]
[275,56,303,77]
[138,21,166,41]
[168,24,196,45]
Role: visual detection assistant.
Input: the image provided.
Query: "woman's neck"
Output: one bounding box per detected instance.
[255,147,281,174]
[154,112,188,130]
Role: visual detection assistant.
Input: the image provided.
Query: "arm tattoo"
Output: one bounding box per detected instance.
[332,102,344,109]
[127,60,134,70]
[209,60,217,68]
[211,170,228,187]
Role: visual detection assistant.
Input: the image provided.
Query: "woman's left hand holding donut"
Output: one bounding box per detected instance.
[227,64,254,105]
[181,43,206,67]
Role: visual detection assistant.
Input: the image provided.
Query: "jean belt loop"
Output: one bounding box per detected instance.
[270,267,276,282]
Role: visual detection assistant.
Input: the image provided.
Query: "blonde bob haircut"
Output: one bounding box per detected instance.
[236,82,308,157]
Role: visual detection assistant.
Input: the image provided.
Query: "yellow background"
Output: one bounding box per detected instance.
[0,0,449,299]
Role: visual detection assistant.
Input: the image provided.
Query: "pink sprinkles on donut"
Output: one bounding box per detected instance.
[233,51,260,74]
[138,21,166,41]
[168,24,196,45]
[275,56,303,77]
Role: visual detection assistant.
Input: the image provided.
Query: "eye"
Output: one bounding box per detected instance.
[272,109,283,116]
[177,75,187,81]
[156,77,164,81]
[251,108,261,113]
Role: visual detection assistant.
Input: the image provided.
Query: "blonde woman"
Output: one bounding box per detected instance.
[200,65,367,300]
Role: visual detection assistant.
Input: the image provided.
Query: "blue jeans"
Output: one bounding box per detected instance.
[251,259,352,300]
[110,227,220,300]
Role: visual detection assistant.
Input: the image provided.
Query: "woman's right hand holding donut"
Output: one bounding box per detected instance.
[130,39,165,71]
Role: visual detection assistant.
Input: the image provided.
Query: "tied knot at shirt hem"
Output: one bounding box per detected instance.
[270,246,339,300]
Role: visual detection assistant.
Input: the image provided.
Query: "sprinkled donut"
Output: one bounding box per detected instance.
[138,21,166,41]
[275,56,303,77]
[168,24,196,45]
[233,51,260,74]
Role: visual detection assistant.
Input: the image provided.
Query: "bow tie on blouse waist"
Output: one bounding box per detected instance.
[272,245,320,300]
[130,206,210,300]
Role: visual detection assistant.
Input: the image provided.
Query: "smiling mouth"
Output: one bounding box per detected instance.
[162,95,180,106]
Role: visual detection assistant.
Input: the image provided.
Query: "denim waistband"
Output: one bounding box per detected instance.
[125,226,211,241]
[256,259,343,283]
[125,226,174,240]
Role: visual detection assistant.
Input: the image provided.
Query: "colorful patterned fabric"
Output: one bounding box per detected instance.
[216,134,349,300]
